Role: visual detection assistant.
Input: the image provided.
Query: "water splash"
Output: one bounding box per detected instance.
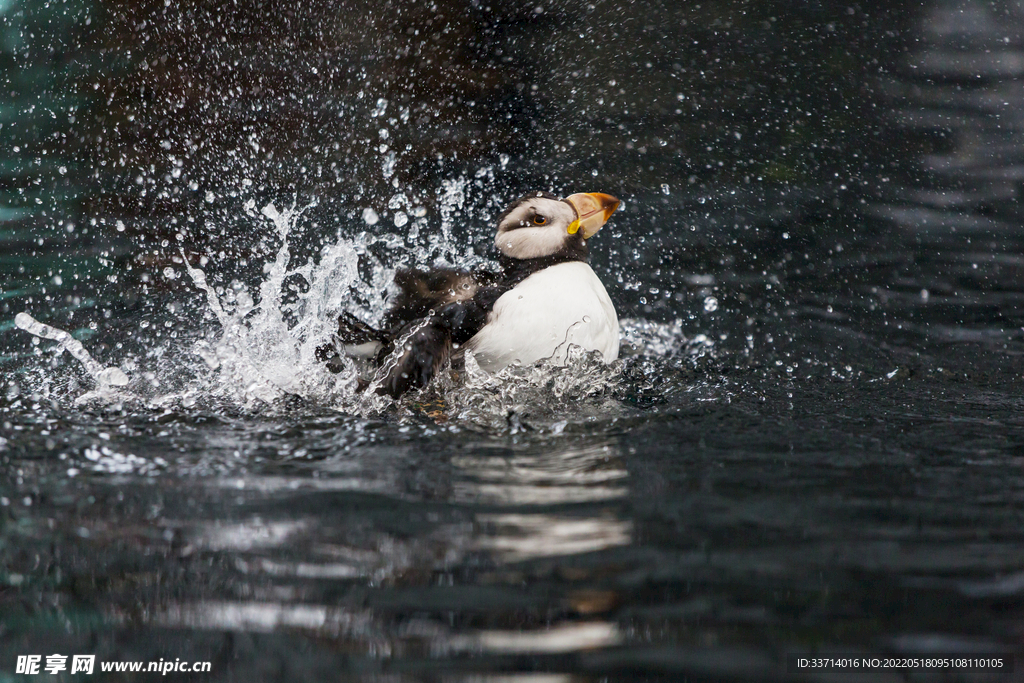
[446,318,718,432]
[619,317,713,360]
[179,200,395,409]
[441,346,627,432]
[11,181,710,422]
[431,177,466,265]
[11,199,399,412]
[14,312,130,390]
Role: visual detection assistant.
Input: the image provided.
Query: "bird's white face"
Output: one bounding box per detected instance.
[494,195,581,259]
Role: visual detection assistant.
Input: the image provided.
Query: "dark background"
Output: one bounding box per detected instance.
[1,0,919,323]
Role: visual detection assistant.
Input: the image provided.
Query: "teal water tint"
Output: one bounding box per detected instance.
[2,0,1024,681]
[0,0,120,341]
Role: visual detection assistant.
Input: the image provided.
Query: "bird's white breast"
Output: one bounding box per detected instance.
[465,261,619,372]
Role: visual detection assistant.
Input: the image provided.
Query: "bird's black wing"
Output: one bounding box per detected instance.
[373,284,505,398]
[336,311,387,345]
[322,265,506,396]
[316,311,388,373]
[381,267,497,332]
[324,267,482,348]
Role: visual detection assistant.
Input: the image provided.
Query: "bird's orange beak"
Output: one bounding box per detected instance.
[565,192,620,239]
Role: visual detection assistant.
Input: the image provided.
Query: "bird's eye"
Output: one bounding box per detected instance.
[532,215,548,225]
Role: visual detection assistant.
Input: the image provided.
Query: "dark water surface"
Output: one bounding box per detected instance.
[3,0,1024,680]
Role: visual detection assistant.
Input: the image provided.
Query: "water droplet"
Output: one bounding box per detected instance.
[393,211,408,227]
[362,208,380,225]
[704,296,719,312]
[661,183,670,195]
[382,151,396,179]
[582,315,591,323]
[379,128,389,139]
[163,267,177,280]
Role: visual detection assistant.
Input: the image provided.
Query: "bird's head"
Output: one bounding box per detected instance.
[494,191,620,260]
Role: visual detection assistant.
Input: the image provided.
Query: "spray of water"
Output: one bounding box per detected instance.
[172,198,425,412]
[14,312,130,389]
[11,182,708,421]
[181,201,360,407]
[13,199,398,411]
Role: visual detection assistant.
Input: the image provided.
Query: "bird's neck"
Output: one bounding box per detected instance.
[499,247,588,287]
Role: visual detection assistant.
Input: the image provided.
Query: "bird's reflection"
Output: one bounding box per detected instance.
[456,441,632,562]
[452,440,628,506]
[473,512,632,563]
[150,436,631,664]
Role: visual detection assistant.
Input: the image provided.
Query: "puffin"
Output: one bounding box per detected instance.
[318,191,621,397]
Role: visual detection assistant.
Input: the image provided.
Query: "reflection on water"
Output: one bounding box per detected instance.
[474,514,630,564]
[154,601,363,634]
[452,443,628,506]
[77,435,637,671]
[154,605,622,656]
[448,623,622,655]
[458,442,632,562]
